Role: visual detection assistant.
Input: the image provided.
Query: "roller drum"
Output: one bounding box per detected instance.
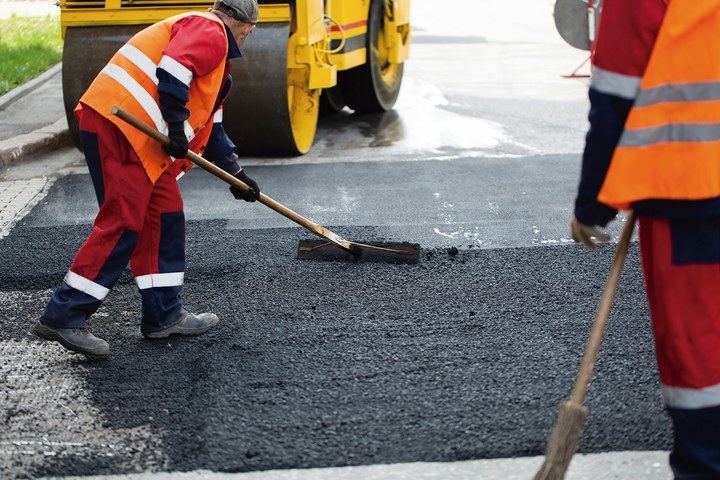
[225,22,315,156]
[63,22,308,156]
[62,25,146,147]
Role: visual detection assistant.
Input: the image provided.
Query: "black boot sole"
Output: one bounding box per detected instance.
[33,322,109,357]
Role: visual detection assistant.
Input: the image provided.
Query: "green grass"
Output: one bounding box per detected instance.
[0,15,62,96]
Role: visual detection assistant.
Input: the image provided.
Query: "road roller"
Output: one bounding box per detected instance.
[60,0,411,155]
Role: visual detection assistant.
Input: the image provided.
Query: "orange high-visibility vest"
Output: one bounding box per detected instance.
[598,1,720,210]
[78,12,228,183]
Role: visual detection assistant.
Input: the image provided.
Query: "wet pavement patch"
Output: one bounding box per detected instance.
[0,219,672,477]
[411,35,489,44]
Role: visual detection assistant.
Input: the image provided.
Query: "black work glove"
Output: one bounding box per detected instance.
[162,123,188,158]
[230,170,260,202]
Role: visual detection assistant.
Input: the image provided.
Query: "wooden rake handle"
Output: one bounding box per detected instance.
[111,107,353,251]
[570,211,637,404]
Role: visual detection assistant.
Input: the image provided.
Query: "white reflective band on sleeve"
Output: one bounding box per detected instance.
[135,272,185,290]
[118,44,159,85]
[101,64,168,136]
[663,383,720,410]
[590,66,641,100]
[175,171,186,181]
[213,109,223,123]
[184,122,196,142]
[158,55,193,87]
[64,271,110,301]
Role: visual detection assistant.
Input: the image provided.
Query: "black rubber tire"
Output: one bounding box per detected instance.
[339,0,404,113]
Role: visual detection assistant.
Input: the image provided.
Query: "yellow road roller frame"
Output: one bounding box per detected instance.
[384,0,410,64]
[60,0,409,84]
[288,0,335,90]
[60,2,291,30]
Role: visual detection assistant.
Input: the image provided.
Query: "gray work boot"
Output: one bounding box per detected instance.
[33,320,110,356]
[143,310,219,339]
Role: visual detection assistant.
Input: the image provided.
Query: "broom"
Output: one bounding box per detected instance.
[534,211,637,480]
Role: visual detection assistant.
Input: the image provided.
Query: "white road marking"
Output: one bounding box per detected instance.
[0,178,53,239]
[50,451,671,480]
[0,331,168,474]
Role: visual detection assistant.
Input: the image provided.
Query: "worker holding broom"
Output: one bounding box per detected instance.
[571,0,720,477]
[33,0,262,356]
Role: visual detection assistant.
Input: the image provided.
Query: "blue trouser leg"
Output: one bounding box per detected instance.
[669,405,720,479]
[41,284,103,329]
[139,285,184,334]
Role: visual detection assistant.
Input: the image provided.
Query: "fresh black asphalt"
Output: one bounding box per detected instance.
[0,175,672,477]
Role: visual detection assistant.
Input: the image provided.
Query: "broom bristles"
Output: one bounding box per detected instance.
[533,400,589,480]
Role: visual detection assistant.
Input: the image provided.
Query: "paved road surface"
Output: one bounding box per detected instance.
[0,1,673,478]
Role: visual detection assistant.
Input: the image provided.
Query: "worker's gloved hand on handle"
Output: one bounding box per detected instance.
[162,123,189,158]
[571,217,611,250]
[230,170,260,202]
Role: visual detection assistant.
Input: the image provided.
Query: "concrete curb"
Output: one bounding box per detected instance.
[0,118,73,166]
[0,62,62,111]
[0,62,73,165]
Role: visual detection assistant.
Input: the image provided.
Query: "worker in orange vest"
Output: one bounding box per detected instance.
[571,0,720,476]
[33,0,261,357]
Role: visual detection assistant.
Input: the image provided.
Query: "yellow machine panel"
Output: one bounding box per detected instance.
[326,0,368,70]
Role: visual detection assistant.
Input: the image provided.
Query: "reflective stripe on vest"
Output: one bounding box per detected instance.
[113,44,197,142]
[634,81,720,107]
[100,63,169,136]
[598,1,720,209]
[79,12,226,183]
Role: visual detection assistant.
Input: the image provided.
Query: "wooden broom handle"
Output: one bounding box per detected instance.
[111,107,353,250]
[570,211,637,404]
